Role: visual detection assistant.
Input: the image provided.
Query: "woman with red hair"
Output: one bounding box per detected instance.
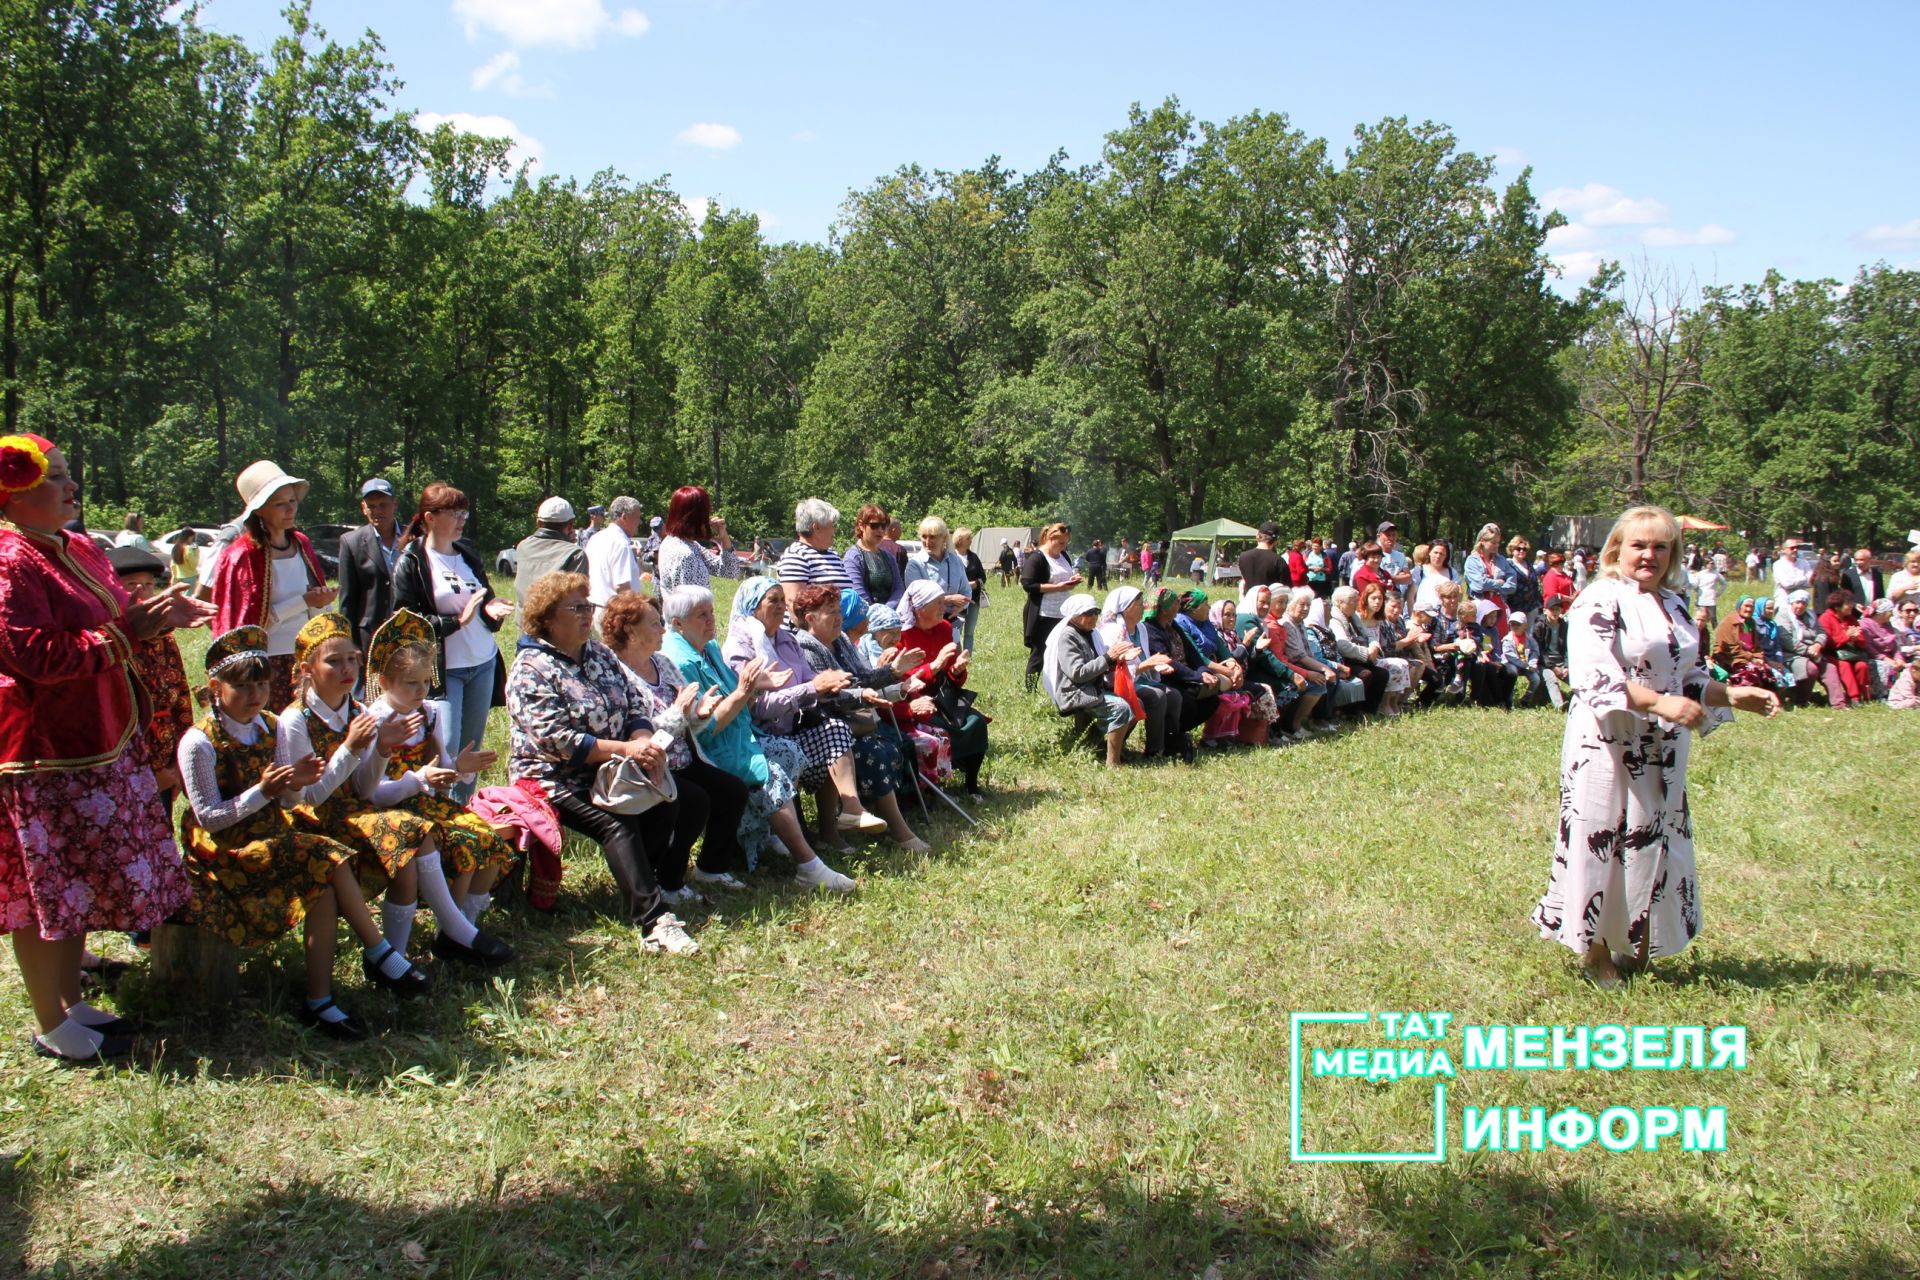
[0,432,211,1060]
[392,482,514,803]
[655,485,739,593]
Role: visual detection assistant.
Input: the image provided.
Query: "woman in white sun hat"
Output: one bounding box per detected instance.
[207,460,336,709]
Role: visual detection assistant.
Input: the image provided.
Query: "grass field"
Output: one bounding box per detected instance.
[3,574,1917,1278]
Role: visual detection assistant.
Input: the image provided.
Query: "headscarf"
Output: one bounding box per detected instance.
[205,625,269,680]
[1209,598,1237,631]
[838,588,869,632]
[1145,587,1179,620]
[1788,588,1811,607]
[1178,588,1209,615]
[293,612,354,667]
[900,579,944,617]
[1238,583,1269,619]
[1871,597,1894,616]
[1059,592,1099,620]
[1473,599,1501,625]
[732,575,775,619]
[1306,598,1329,631]
[1102,585,1141,622]
[865,603,903,633]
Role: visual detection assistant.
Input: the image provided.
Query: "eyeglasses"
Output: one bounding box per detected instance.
[563,602,594,616]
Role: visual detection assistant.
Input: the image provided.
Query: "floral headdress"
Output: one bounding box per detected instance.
[0,433,54,499]
[367,608,438,691]
[293,612,356,668]
[205,626,270,680]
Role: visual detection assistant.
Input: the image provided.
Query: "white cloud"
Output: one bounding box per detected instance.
[1854,217,1920,251]
[679,196,714,229]
[790,129,817,143]
[1489,145,1529,171]
[675,122,742,150]
[1546,222,1600,251]
[414,111,544,173]
[756,209,781,230]
[1643,224,1736,248]
[452,0,650,50]
[1542,182,1668,227]
[1551,250,1607,284]
[469,50,550,96]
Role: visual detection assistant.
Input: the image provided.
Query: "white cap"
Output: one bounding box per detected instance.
[537,496,575,522]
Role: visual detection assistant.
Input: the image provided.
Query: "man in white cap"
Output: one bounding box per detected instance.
[337,476,401,653]
[514,496,588,605]
[642,514,664,567]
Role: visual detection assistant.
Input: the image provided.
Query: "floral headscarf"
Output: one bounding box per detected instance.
[1146,588,1180,620]
[901,579,944,617]
[1178,588,1209,615]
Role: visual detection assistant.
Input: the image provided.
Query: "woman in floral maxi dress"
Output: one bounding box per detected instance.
[1532,507,1779,989]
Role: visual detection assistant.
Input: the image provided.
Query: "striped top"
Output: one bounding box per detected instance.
[776,541,853,590]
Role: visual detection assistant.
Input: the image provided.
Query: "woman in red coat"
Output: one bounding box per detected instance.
[1817,589,1872,706]
[899,580,990,801]
[0,433,212,1061]
[207,460,334,709]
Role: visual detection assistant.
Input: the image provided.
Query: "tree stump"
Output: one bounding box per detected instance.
[148,923,240,1019]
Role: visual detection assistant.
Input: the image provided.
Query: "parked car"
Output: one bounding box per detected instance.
[153,526,225,564]
[496,546,517,576]
[303,523,351,582]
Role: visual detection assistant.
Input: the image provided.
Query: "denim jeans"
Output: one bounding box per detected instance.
[441,652,496,804]
[960,602,980,653]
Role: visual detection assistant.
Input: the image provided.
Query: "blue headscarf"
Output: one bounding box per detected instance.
[865,603,903,633]
[839,587,869,631]
[732,575,775,618]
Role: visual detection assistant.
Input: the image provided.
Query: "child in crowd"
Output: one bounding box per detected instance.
[282,614,512,969]
[1501,610,1535,707]
[108,547,193,798]
[176,626,434,1041]
[354,611,519,937]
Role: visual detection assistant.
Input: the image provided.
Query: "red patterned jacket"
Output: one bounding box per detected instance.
[0,523,143,775]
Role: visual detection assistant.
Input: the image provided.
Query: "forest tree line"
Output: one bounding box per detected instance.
[4,0,1915,550]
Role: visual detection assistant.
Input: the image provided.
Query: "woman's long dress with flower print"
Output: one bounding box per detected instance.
[1533,576,1730,959]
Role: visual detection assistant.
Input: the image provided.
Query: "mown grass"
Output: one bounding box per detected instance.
[3,574,1916,1278]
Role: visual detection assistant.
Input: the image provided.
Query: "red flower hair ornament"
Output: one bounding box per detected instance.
[0,433,54,498]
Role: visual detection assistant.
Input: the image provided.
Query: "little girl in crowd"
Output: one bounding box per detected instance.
[176,626,433,1041]
[354,611,520,946]
[279,614,513,971]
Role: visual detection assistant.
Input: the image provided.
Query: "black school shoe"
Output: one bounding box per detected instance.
[430,929,514,968]
[31,1031,133,1064]
[362,951,435,998]
[296,997,369,1042]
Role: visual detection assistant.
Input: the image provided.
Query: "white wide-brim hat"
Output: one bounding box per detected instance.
[235,459,309,522]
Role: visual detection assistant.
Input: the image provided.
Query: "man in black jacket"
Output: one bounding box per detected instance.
[1842,547,1886,610]
[336,477,401,653]
[1528,594,1572,709]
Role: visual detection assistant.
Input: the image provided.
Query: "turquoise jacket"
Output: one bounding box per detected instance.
[662,629,769,787]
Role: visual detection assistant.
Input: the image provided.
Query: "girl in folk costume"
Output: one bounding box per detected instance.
[176,627,434,1041]
[354,611,518,931]
[282,615,513,969]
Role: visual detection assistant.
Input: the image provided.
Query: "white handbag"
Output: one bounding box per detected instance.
[590,754,678,814]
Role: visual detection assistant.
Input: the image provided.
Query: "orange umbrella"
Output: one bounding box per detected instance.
[1676,514,1728,532]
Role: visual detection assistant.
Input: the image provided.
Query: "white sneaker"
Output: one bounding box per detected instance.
[1309,721,1339,735]
[836,809,888,835]
[794,857,856,894]
[660,885,703,906]
[641,912,700,955]
[689,867,746,892]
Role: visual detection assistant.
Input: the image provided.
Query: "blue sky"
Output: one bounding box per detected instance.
[196,0,1920,291]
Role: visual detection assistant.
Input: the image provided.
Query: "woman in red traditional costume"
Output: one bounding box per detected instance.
[0,432,213,1061]
[207,460,335,710]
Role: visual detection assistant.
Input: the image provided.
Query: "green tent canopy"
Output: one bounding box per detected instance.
[1168,518,1261,581]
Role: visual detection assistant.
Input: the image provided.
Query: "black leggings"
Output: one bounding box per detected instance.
[1349,664,1388,713]
[549,780,672,927]
[671,756,750,882]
